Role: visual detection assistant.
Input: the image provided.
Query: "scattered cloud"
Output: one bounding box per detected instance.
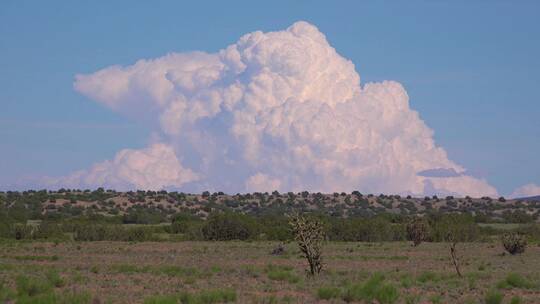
[510,183,540,199]
[48,21,498,196]
[245,173,281,193]
[45,143,198,190]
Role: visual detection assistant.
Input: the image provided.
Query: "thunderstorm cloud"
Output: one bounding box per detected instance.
[56,21,499,197]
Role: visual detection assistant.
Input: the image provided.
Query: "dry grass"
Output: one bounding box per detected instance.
[0,241,539,303]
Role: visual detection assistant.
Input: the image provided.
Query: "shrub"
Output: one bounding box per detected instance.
[510,296,522,304]
[33,222,65,240]
[73,224,153,242]
[73,225,108,242]
[202,212,256,241]
[484,289,504,304]
[417,271,439,284]
[317,287,341,300]
[406,217,429,246]
[501,233,527,255]
[341,274,399,304]
[168,213,201,234]
[375,284,399,304]
[46,271,65,288]
[288,213,324,275]
[144,295,179,304]
[16,275,52,298]
[429,213,478,242]
[11,224,34,240]
[152,289,237,304]
[497,273,534,289]
[266,269,299,284]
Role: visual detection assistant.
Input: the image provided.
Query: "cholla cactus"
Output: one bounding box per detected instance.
[501,232,527,255]
[406,217,429,247]
[288,213,324,275]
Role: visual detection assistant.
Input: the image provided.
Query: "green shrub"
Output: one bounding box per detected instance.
[497,273,534,289]
[265,264,299,284]
[0,279,14,302]
[360,273,386,301]
[11,224,34,240]
[73,224,154,242]
[144,294,179,304]
[341,273,399,304]
[58,291,92,304]
[33,222,65,240]
[197,289,237,303]
[501,233,527,255]
[400,274,414,288]
[317,286,341,300]
[375,284,399,304]
[484,289,504,304]
[510,296,522,304]
[429,213,478,242]
[417,271,439,284]
[202,212,257,241]
[144,289,236,304]
[46,271,65,288]
[16,275,52,298]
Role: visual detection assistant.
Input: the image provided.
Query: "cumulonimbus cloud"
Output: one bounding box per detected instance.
[56,21,498,196]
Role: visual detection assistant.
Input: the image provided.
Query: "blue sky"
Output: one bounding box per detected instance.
[1,0,539,195]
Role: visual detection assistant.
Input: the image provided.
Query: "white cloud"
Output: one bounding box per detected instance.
[510,183,540,198]
[46,143,198,190]
[60,21,498,196]
[245,173,281,193]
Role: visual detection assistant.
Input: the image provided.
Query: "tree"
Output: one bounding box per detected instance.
[201,212,256,241]
[406,217,429,246]
[288,212,324,276]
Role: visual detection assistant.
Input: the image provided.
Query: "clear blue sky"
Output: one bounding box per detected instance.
[1,0,539,195]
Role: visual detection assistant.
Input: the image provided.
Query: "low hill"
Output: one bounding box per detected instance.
[518,195,540,202]
[1,189,539,224]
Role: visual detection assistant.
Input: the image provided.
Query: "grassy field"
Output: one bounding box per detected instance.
[1,241,539,303]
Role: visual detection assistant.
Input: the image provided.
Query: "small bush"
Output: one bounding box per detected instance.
[197,289,237,303]
[484,289,504,304]
[341,273,399,304]
[501,233,527,255]
[144,289,236,304]
[417,271,438,284]
[317,287,341,300]
[144,295,178,304]
[16,275,52,298]
[375,284,399,304]
[46,271,65,288]
[265,264,299,284]
[510,296,522,304]
[11,224,34,240]
[497,273,534,289]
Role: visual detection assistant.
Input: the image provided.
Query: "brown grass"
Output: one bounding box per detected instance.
[0,241,539,303]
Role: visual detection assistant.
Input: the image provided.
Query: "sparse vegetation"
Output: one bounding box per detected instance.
[1,189,539,303]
